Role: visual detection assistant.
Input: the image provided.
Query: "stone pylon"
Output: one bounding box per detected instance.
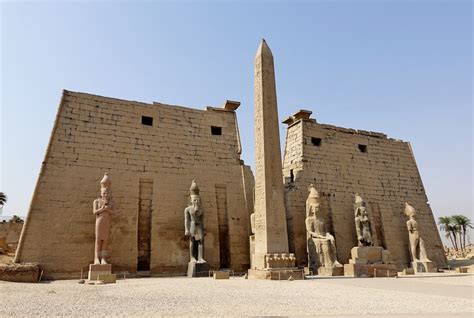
[249,39,301,279]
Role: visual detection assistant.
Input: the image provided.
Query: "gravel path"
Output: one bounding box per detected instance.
[1,274,473,317]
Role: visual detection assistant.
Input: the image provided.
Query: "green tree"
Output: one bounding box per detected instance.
[0,192,6,207]
[9,215,23,223]
[452,215,473,252]
[438,216,456,249]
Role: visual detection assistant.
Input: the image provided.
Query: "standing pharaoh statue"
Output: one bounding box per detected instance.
[354,194,373,247]
[404,203,431,262]
[93,173,114,265]
[305,184,342,275]
[184,180,208,276]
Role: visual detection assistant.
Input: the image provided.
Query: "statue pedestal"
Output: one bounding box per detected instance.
[318,266,344,276]
[88,264,115,281]
[248,268,303,280]
[248,253,303,280]
[349,246,390,264]
[344,246,396,277]
[187,261,209,277]
[344,263,397,277]
[412,261,437,273]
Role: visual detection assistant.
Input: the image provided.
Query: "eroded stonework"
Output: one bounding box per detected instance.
[14,91,253,278]
[283,110,447,270]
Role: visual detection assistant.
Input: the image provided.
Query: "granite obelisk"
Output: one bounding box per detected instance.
[249,39,300,279]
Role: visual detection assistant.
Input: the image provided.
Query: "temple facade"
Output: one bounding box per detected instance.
[14,41,446,278]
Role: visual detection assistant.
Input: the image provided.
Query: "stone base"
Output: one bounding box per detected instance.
[398,268,415,276]
[344,263,397,278]
[0,263,40,283]
[349,246,385,264]
[213,271,230,279]
[88,264,112,281]
[412,261,437,273]
[97,273,116,283]
[187,261,209,277]
[248,268,303,280]
[318,266,344,276]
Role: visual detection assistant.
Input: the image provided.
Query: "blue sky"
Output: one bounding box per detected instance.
[1,1,472,233]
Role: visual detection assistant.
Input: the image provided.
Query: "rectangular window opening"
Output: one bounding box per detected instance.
[358,144,368,153]
[211,126,222,135]
[141,116,153,126]
[311,137,322,146]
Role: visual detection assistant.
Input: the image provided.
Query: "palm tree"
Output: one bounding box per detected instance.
[452,215,473,252]
[0,192,6,207]
[438,216,456,249]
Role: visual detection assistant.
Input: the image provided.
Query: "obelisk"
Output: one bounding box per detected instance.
[249,39,299,279]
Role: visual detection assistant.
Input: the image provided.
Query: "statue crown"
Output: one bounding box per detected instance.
[190,180,200,196]
[100,173,111,189]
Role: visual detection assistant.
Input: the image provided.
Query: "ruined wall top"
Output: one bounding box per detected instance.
[283,109,392,140]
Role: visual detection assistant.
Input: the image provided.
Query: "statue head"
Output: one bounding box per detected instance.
[354,193,366,217]
[306,184,320,217]
[404,202,416,218]
[189,180,201,209]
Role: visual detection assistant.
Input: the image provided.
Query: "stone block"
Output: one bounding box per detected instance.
[248,268,303,280]
[344,264,368,278]
[344,263,397,278]
[213,271,230,279]
[382,250,391,263]
[0,263,40,283]
[97,273,116,283]
[369,264,398,277]
[350,246,383,264]
[412,261,437,273]
[187,262,209,277]
[88,263,112,281]
[318,266,344,276]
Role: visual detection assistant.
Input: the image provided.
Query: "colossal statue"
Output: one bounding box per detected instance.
[354,193,373,247]
[184,180,206,264]
[404,202,431,262]
[305,184,342,275]
[93,173,114,265]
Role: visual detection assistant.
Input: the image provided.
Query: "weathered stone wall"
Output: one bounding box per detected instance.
[15,90,252,278]
[0,222,23,250]
[283,116,447,270]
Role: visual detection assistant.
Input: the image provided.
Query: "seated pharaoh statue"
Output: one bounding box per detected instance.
[305,184,343,276]
[404,203,437,273]
[354,193,373,247]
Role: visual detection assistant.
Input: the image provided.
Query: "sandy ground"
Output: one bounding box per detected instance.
[1,273,473,317]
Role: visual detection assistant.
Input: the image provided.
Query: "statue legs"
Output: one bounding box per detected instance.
[94,238,109,265]
[197,241,205,263]
[410,236,419,261]
[189,237,205,263]
[94,239,101,264]
[418,238,431,262]
[101,237,109,264]
[189,238,197,262]
[316,238,341,268]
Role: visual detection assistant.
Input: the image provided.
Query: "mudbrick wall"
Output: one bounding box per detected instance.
[15,90,253,278]
[0,222,23,250]
[282,112,447,270]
